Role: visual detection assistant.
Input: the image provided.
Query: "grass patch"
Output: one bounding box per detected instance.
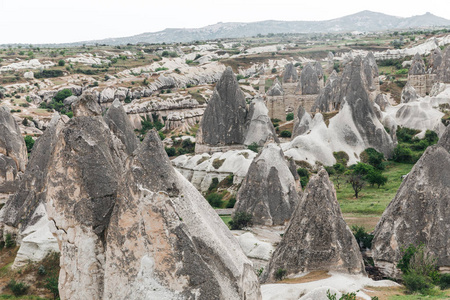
[220,216,232,227]
[332,162,413,226]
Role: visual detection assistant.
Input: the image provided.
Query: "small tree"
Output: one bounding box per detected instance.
[286,112,294,121]
[333,163,346,189]
[366,170,388,188]
[347,172,365,198]
[58,59,65,66]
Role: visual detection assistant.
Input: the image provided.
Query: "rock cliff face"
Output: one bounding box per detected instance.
[244,98,279,146]
[299,63,320,95]
[197,67,248,147]
[282,63,298,83]
[261,170,365,282]
[372,125,450,278]
[0,106,27,185]
[409,53,426,75]
[374,93,390,111]
[429,47,443,73]
[362,52,379,92]
[234,144,300,226]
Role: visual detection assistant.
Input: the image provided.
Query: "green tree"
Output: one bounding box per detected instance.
[366,170,388,188]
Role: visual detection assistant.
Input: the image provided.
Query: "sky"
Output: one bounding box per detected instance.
[0,0,450,44]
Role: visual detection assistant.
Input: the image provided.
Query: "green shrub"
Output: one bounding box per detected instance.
[280,130,292,138]
[297,168,309,188]
[248,142,259,153]
[403,272,433,293]
[24,135,35,153]
[208,178,219,192]
[286,112,294,121]
[393,144,415,163]
[226,197,236,208]
[7,279,29,296]
[212,158,225,169]
[438,273,450,289]
[5,233,15,248]
[351,225,373,249]
[396,127,420,143]
[206,193,223,208]
[333,151,349,166]
[45,275,59,300]
[124,96,131,103]
[58,59,65,66]
[360,148,385,170]
[229,212,253,230]
[165,147,176,157]
[351,162,374,176]
[275,268,287,281]
[236,74,245,81]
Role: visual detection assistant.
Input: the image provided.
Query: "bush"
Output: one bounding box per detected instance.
[208,178,219,192]
[396,127,420,143]
[212,158,225,169]
[393,144,415,163]
[165,147,176,157]
[286,112,294,121]
[360,148,385,170]
[45,275,59,300]
[54,88,73,102]
[5,233,15,248]
[206,193,223,208]
[438,273,450,289]
[7,279,29,296]
[24,135,34,153]
[297,168,309,188]
[58,59,65,66]
[248,142,259,153]
[351,225,373,249]
[271,68,277,74]
[275,268,287,281]
[403,272,433,293]
[226,197,236,208]
[333,151,349,166]
[229,212,253,230]
[280,130,292,138]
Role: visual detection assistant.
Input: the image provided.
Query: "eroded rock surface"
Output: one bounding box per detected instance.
[261,170,365,282]
[244,98,279,146]
[372,125,450,278]
[283,63,298,83]
[234,144,300,226]
[409,53,426,75]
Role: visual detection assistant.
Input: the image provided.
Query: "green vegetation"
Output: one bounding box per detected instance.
[393,127,438,163]
[39,88,73,117]
[286,112,294,121]
[280,130,292,138]
[229,212,253,230]
[24,135,34,153]
[6,280,29,296]
[247,142,260,153]
[351,225,373,249]
[275,268,287,281]
[297,168,310,188]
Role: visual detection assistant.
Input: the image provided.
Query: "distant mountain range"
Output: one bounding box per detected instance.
[29,11,450,46]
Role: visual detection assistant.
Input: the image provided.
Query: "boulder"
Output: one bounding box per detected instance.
[401,82,419,103]
[197,67,248,147]
[409,53,426,75]
[261,169,365,283]
[234,144,300,226]
[282,63,298,83]
[244,97,279,146]
[372,125,450,278]
[24,71,34,79]
[103,99,139,155]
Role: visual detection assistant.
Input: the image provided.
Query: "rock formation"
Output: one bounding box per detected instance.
[436,46,450,83]
[372,125,450,278]
[292,106,312,137]
[0,113,65,267]
[196,67,248,151]
[311,70,340,112]
[374,93,390,112]
[244,97,279,146]
[400,82,419,103]
[266,78,283,96]
[234,144,300,226]
[282,62,298,83]
[0,106,27,196]
[104,99,139,155]
[261,169,365,282]
[337,56,394,158]
[429,47,443,74]
[299,63,320,95]
[409,53,426,75]
[362,52,379,93]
